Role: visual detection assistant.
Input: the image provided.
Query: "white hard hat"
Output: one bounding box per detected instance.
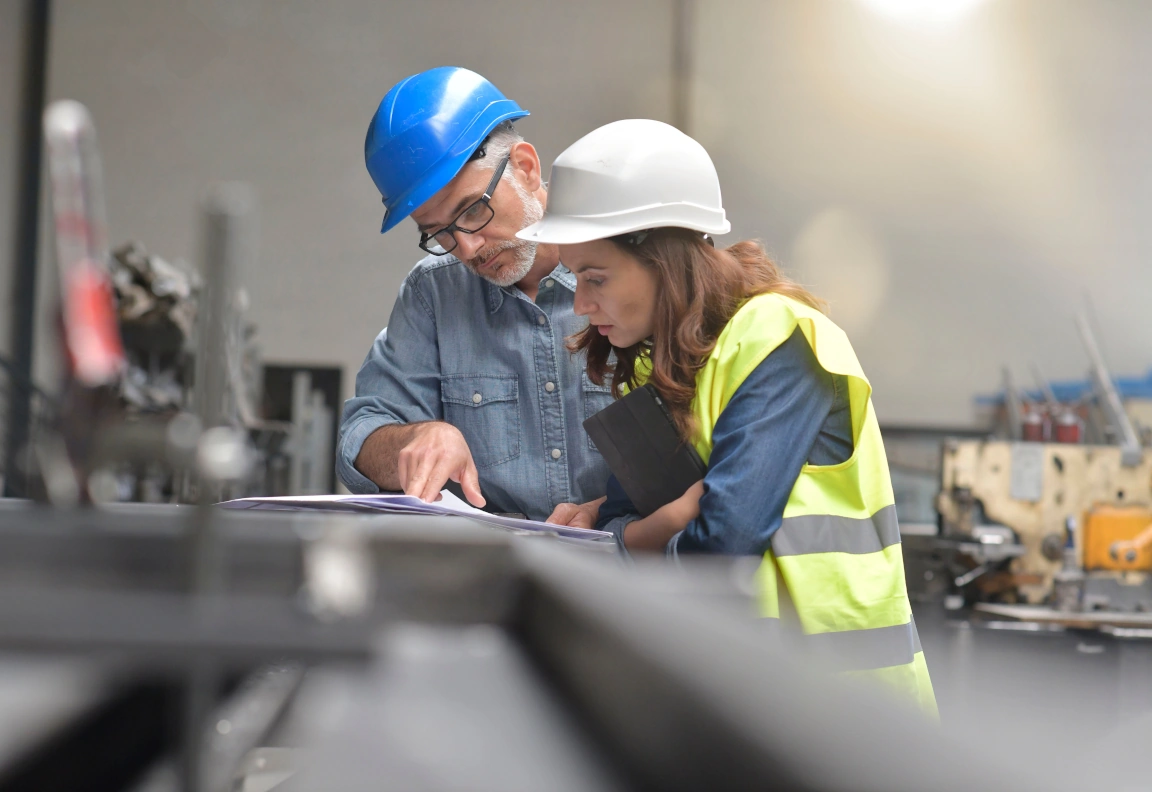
[517,119,730,245]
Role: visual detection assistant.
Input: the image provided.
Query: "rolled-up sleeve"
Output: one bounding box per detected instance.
[336,271,444,493]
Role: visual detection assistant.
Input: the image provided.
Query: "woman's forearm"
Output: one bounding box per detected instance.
[623,481,704,551]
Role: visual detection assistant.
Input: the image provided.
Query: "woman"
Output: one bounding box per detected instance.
[520,119,936,716]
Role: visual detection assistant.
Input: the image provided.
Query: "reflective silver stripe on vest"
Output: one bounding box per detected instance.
[803,617,922,672]
[772,504,901,557]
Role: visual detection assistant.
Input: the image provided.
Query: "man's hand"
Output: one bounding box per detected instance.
[546,496,607,530]
[355,422,484,507]
[397,422,484,506]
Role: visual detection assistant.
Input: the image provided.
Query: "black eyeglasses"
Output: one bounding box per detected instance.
[418,155,510,256]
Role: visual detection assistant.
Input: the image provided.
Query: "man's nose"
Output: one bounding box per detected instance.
[454,231,485,261]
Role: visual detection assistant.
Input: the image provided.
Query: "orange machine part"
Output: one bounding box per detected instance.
[1082,505,1152,572]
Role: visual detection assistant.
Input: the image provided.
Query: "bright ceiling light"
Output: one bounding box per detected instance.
[858,0,991,27]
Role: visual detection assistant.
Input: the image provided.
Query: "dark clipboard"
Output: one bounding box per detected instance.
[583,384,706,517]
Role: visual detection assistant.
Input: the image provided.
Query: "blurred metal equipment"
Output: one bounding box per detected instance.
[0,503,1120,792]
[25,98,313,504]
[2,0,51,499]
[1001,367,1023,441]
[934,316,1152,627]
[35,98,128,505]
[195,184,252,433]
[288,371,333,495]
[1077,314,1143,466]
[0,355,57,496]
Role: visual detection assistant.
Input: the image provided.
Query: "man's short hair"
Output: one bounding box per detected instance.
[471,121,524,171]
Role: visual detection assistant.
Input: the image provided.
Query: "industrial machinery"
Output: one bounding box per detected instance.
[935,317,1152,629]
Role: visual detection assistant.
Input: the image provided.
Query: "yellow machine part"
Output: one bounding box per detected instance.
[1082,505,1152,572]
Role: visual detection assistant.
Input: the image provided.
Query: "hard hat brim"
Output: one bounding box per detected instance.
[518,208,730,245]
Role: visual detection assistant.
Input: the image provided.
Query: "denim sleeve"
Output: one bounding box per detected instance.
[336,271,444,493]
[673,328,841,556]
[594,474,640,552]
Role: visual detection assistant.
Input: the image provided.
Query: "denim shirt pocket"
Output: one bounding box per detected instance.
[581,373,615,451]
[441,374,522,469]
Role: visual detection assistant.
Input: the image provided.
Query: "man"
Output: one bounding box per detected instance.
[337,66,611,526]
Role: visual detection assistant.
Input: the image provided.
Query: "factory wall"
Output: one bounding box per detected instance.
[3,0,1152,424]
[32,0,676,415]
[693,0,1152,423]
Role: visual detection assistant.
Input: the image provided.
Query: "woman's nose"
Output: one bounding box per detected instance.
[573,285,593,316]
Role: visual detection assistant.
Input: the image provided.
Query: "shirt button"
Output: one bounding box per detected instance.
[472,393,482,404]
[550,448,562,459]
[545,381,556,393]
[536,315,546,325]
[543,279,554,288]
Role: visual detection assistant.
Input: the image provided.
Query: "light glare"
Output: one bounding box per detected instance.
[858,0,991,27]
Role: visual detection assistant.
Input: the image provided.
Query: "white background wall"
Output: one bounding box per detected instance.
[3,0,1152,424]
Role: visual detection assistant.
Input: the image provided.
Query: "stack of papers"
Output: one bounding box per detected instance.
[218,490,615,545]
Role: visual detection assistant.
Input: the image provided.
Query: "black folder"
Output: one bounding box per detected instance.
[583,384,706,517]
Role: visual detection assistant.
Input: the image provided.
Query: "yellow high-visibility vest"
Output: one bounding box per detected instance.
[671,292,938,716]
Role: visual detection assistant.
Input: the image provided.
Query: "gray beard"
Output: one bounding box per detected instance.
[469,178,544,288]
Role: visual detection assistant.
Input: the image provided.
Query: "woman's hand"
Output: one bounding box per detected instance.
[623,480,705,552]
[545,497,607,530]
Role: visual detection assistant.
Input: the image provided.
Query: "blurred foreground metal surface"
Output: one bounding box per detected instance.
[0,503,1148,791]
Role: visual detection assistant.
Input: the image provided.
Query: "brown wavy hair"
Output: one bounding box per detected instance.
[570,228,826,442]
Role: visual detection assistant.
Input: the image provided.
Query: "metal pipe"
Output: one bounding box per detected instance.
[1002,367,1023,441]
[1076,314,1142,466]
[3,0,51,497]
[194,183,253,432]
[43,100,125,387]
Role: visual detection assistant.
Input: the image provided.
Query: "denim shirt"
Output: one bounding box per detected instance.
[337,254,614,521]
[596,328,853,555]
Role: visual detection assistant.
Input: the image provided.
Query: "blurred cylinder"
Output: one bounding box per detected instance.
[1021,410,1044,443]
[1055,410,1082,444]
[43,99,125,386]
[194,183,253,430]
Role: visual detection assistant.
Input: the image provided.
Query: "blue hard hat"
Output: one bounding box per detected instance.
[365,67,530,234]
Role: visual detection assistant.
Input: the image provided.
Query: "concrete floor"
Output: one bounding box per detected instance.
[913,601,1152,779]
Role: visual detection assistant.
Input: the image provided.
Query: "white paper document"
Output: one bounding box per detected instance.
[218,490,615,544]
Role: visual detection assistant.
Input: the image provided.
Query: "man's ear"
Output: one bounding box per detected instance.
[508,141,543,193]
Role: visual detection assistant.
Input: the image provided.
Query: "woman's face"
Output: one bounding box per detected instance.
[562,239,659,348]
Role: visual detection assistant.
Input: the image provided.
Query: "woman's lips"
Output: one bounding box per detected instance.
[596,324,613,336]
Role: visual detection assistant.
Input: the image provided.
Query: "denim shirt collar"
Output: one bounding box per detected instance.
[484,262,577,313]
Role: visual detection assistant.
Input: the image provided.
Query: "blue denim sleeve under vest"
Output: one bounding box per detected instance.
[337,254,614,522]
[595,328,853,555]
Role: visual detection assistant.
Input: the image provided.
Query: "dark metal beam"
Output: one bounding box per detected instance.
[4,0,51,497]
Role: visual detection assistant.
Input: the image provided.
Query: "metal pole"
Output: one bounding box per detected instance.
[4,0,51,497]
[194,183,252,434]
[1076,314,1143,466]
[671,0,694,134]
